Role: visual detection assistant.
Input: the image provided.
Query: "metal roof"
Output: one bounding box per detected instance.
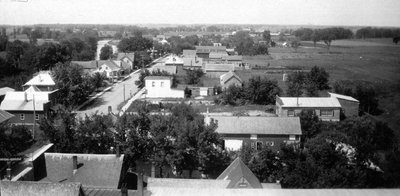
[329,92,359,102]
[211,116,302,135]
[277,96,342,108]
[217,157,262,189]
[24,71,55,86]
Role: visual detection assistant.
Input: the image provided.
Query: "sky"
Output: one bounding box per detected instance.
[0,0,399,27]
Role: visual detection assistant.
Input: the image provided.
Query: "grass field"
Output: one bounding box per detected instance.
[243,38,400,134]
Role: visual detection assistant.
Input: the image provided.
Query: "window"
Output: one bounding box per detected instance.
[288,110,295,117]
[265,141,275,147]
[321,109,334,116]
[152,81,155,87]
[289,135,296,141]
[161,82,164,87]
[251,142,255,150]
[20,114,25,120]
[256,141,263,150]
[35,114,39,120]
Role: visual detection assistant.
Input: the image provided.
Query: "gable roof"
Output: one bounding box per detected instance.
[217,157,262,189]
[116,53,135,62]
[71,61,98,70]
[211,116,302,135]
[100,61,121,71]
[0,181,82,196]
[0,109,14,124]
[42,153,124,188]
[183,49,196,57]
[277,96,342,108]
[204,63,235,72]
[220,71,242,84]
[0,87,15,96]
[329,92,359,102]
[24,71,55,86]
[144,76,172,81]
[164,55,184,65]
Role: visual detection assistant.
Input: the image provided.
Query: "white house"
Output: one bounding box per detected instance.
[23,71,56,91]
[144,76,184,98]
[96,61,121,79]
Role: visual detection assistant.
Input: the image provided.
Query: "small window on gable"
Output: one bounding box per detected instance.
[288,110,295,117]
[289,135,296,141]
[152,81,155,87]
[20,114,25,121]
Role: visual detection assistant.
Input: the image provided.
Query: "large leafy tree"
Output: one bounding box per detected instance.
[245,76,281,105]
[117,37,153,53]
[32,43,71,70]
[99,45,113,60]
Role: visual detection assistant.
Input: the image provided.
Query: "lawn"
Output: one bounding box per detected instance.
[243,39,400,135]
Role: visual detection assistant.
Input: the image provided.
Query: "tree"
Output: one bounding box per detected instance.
[319,29,336,51]
[248,148,283,183]
[99,45,113,60]
[290,39,300,52]
[245,76,281,105]
[286,71,306,97]
[185,69,204,85]
[118,37,153,53]
[262,30,271,43]
[308,66,330,90]
[32,43,71,70]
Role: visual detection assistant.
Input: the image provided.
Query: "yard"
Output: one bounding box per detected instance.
[242,38,400,136]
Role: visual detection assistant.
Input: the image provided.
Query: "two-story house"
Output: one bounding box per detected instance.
[23,71,56,91]
[207,116,302,151]
[144,76,184,98]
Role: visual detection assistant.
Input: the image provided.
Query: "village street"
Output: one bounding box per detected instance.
[76,72,140,118]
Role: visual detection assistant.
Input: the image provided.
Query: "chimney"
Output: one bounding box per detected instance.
[6,167,11,180]
[24,91,28,102]
[96,60,99,68]
[72,155,78,175]
[116,145,120,157]
[137,173,144,196]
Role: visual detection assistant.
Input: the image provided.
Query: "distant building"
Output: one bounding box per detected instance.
[71,61,99,75]
[0,181,83,196]
[195,46,227,59]
[204,63,235,78]
[164,55,184,66]
[182,49,197,58]
[222,55,243,67]
[220,71,242,89]
[116,52,135,70]
[144,76,184,98]
[207,116,302,151]
[150,65,177,75]
[276,93,359,121]
[23,71,56,91]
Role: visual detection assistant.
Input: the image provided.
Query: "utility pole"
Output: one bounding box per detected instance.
[123,84,126,102]
[32,94,36,140]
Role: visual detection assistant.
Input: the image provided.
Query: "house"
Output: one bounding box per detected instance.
[0,109,14,124]
[207,116,302,151]
[182,49,197,58]
[222,55,243,67]
[164,55,184,66]
[0,87,15,104]
[116,52,135,70]
[183,56,203,69]
[0,86,58,136]
[209,51,229,60]
[96,61,122,79]
[204,63,235,78]
[220,71,242,89]
[144,76,184,99]
[23,71,56,91]
[0,181,84,196]
[40,153,125,189]
[150,64,177,75]
[71,61,99,75]
[195,46,227,59]
[329,92,360,117]
[275,94,357,121]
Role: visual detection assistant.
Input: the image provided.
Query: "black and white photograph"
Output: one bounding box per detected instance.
[0,0,399,195]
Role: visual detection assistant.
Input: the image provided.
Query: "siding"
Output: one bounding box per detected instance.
[221,134,300,151]
[337,99,359,117]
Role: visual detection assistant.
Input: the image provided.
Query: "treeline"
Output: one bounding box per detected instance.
[293,27,353,49]
[355,27,400,39]
[40,103,230,178]
[0,29,98,90]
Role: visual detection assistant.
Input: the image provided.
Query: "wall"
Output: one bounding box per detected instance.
[276,104,341,121]
[337,99,359,117]
[145,79,184,98]
[221,134,301,151]
[221,77,242,89]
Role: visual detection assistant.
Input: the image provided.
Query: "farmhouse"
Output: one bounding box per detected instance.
[275,96,341,121]
[204,63,235,78]
[144,76,184,98]
[23,71,56,91]
[220,71,243,89]
[207,116,302,151]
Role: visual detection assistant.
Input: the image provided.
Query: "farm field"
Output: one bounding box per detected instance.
[243,38,400,135]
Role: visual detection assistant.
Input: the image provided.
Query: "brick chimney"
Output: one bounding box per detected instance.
[72,155,78,175]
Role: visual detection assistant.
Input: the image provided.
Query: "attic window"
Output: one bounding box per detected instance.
[288,110,295,117]
[289,135,296,141]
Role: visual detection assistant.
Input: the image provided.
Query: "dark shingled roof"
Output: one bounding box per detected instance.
[0,109,14,124]
[41,153,124,188]
[211,116,302,135]
[0,181,82,196]
[217,157,262,189]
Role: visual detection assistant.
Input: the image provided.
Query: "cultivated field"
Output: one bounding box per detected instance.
[243,38,400,134]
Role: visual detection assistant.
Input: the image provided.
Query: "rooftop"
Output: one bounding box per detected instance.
[147,178,230,190]
[329,92,359,102]
[24,71,55,86]
[0,91,55,111]
[0,181,82,196]
[204,63,235,72]
[182,49,196,57]
[99,61,121,71]
[222,55,243,61]
[210,116,302,135]
[217,157,263,189]
[116,52,135,62]
[0,87,15,96]
[277,96,342,108]
[220,71,242,84]
[196,46,227,53]
[164,55,184,65]
[144,76,172,81]
[41,153,124,188]
[0,109,14,124]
